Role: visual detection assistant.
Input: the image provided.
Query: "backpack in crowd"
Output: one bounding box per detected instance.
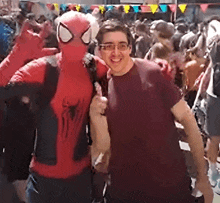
[213,63,220,97]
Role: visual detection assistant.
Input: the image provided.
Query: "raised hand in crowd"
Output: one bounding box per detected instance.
[0,19,58,86]
[14,19,58,59]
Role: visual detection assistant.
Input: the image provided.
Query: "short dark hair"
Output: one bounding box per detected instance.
[96,19,133,46]
[152,43,170,59]
[136,23,148,33]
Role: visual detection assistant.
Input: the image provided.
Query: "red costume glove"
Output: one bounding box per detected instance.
[154,58,173,81]
[0,20,58,86]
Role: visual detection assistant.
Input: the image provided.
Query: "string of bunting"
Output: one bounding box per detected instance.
[28,2,220,14]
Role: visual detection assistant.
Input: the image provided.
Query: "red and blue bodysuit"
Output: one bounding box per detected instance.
[0,11,107,181]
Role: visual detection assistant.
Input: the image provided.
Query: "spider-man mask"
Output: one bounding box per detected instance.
[57,11,92,62]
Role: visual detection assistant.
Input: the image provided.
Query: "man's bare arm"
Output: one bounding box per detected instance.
[192,65,211,109]
[89,84,110,173]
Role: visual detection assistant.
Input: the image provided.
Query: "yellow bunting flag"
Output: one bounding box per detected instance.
[76,4,81,12]
[53,3,59,12]
[124,5,130,13]
[99,5,105,14]
[150,4,158,14]
[178,4,187,13]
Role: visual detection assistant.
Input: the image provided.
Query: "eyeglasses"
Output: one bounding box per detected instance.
[99,42,129,51]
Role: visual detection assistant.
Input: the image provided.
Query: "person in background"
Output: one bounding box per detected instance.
[172,23,188,52]
[144,20,174,62]
[204,36,220,194]
[134,22,151,59]
[145,20,185,88]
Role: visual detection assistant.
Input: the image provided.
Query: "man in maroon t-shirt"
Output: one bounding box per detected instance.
[89,19,213,203]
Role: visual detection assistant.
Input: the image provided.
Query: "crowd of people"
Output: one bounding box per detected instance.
[0,3,220,203]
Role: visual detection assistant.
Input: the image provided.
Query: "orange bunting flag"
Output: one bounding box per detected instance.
[76,4,81,12]
[200,4,209,13]
[124,5,130,13]
[178,4,187,13]
[150,4,158,14]
[168,4,177,13]
[99,5,105,14]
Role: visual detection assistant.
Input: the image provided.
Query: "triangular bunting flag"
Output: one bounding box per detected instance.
[68,4,76,11]
[99,5,105,14]
[160,4,167,13]
[84,5,90,13]
[133,5,139,13]
[168,4,177,13]
[200,4,209,13]
[124,5,130,13]
[140,5,151,13]
[46,3,52,10]
[106,5,114,11]
[60,4,67,12]
[150,4,158,14]
[76,4,81,12]
[178,4,187,13]
[53,3,59,13]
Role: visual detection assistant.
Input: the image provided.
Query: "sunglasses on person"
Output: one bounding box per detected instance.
[99,42,129,51]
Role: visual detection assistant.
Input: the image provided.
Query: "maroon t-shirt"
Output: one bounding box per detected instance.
[106,58,192,201]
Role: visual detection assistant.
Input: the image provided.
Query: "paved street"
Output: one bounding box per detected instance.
[213,191,220,203]
[180,140,220,203]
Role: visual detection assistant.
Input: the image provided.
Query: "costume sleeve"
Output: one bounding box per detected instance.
[10,57,47,84]
[0,44,30,86]
[0,58,47,100]
[155,66,182,109]
[94,56,108,79]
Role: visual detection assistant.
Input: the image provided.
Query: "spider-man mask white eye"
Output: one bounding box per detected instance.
[58,22,91,45]
[81,27,92,45]
[58,23,73,43]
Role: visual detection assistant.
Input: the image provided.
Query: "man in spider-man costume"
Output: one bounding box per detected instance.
[0,11,107,203]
